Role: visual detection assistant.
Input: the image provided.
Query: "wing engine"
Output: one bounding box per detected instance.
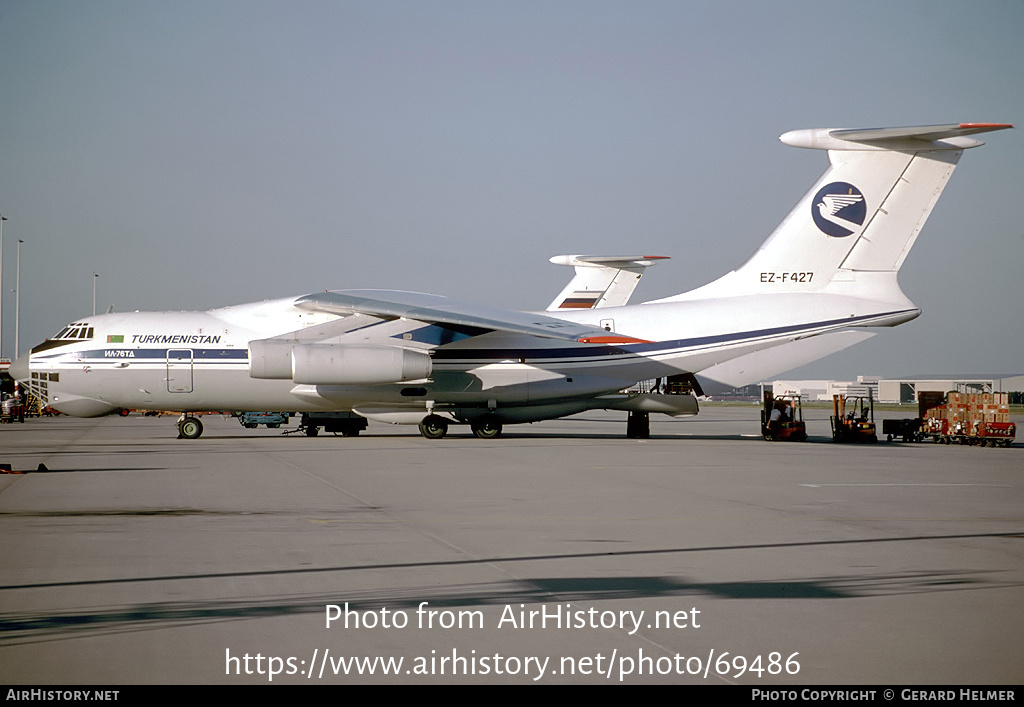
[250,341,431,385]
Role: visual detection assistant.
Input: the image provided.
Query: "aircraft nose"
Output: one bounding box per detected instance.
[8,353,31,383]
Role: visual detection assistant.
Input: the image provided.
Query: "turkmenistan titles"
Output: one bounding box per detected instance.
[130,334,222,344]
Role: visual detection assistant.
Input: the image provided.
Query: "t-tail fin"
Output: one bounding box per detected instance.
[547,255,668,310]
[662,123,1012,303]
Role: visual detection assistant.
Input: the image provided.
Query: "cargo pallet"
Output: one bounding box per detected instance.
[885,391,1015,447]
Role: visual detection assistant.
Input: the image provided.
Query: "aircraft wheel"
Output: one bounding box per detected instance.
[419,415,448,440]
[178,416,203,440]
[471,414,502,439]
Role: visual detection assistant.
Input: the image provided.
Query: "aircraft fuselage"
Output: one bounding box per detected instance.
[20,284,916,422]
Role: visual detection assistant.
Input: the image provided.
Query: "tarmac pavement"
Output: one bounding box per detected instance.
[0,407,1021,684]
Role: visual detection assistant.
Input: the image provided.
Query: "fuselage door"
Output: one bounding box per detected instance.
[167,349,194,393]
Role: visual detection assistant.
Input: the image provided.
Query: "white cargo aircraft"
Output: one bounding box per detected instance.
[11,122,1011,439]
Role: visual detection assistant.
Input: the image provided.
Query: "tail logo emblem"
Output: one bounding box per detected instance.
[812,182,866,237]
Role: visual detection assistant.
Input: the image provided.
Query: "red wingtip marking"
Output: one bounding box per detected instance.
[577,335,653,344]
[958,123,1014,129]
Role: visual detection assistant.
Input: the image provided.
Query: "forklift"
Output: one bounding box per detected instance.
[761,391,806,442]
[830,391,877,443]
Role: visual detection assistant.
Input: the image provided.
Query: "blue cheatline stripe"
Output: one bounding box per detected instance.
[37,348,251,362]
[33,308,914,367]
[96,348,249,359]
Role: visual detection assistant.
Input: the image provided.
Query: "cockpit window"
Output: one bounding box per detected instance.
[52,323,94,341]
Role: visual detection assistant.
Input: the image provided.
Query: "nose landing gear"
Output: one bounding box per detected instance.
[177,415,204,439]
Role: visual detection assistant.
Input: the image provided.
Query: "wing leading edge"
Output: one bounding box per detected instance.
[294,289,639,343]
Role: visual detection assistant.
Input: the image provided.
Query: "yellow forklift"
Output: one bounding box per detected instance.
[761,391,806,442]
[830,391,877,443]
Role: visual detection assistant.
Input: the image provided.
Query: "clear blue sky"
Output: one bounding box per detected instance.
[1,0,1021,379]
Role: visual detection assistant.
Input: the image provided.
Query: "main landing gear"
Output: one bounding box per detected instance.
[418,414,449,440]
[417,413,504,440]
[470,414,502,439]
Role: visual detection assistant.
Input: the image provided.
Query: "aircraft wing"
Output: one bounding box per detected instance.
[294,289,625,343]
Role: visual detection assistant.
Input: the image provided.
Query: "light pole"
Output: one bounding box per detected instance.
[15,239,22,358]
[93,272,98,316]
[0,214,5,360]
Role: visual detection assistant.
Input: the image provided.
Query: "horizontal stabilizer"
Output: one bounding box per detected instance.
[833,123,1013,142]
[549,255,669,267]
[781,122,1012,151]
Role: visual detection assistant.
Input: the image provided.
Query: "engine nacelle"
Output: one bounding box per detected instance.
[248,339,294,379]
[291,344,432,384]
[249,342,431,385]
